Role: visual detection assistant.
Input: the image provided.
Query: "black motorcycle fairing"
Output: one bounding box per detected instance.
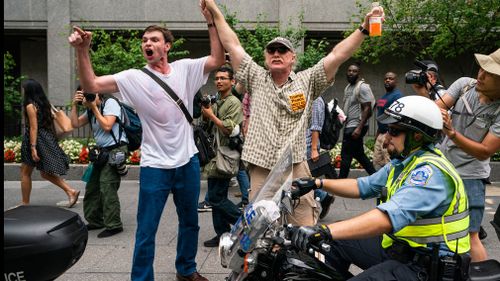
[277,246,344,281]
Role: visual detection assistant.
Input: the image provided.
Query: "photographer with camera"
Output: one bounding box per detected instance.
[201,66,243,248]
[406,60,446,101]
[70,88,128,238]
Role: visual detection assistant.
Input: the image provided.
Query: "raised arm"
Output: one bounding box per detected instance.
[68,26,119,94]
[323,5,384,82]
[203,0,246,72]
[200,0,225,74]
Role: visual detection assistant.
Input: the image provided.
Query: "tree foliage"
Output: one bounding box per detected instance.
[4,52,26,117]
[348,0,500,75]
[222,6,329,70]
[87,28,189,76]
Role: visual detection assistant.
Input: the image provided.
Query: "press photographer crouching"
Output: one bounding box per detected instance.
[406,60,446,101]
[70,88,127,238]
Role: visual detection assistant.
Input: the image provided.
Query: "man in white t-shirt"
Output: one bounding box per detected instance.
[68,5,224,281]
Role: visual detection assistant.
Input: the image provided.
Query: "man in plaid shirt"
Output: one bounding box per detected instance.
[204,0,384,225]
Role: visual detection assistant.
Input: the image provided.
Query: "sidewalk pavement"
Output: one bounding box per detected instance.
[3,180,500,281]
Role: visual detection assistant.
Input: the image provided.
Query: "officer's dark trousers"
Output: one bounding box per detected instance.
[326,236,427,281]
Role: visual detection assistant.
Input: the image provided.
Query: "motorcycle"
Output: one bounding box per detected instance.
[219,143,343,281]
[218,143,500,281]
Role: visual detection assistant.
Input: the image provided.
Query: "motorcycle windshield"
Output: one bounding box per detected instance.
[251,142,293,206]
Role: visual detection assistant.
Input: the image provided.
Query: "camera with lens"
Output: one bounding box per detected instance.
[78,92,97,105]
[200,94,217,108]
[108,150,128,177]
[405,70,428,85]
[228,134,244,153]
[405,60,430,85]
[84,92,96,102]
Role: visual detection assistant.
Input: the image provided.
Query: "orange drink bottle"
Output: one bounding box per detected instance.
[369,2,382,37]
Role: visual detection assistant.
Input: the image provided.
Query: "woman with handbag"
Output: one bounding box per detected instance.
[20,79,80,207]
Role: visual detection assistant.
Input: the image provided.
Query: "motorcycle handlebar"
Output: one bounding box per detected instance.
[284,224,331,255]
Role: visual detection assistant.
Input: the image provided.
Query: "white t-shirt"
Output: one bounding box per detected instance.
[113,57,209,169]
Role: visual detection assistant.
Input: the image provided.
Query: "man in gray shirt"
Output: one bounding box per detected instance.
[339,63,376,178]
[437,48,500,262]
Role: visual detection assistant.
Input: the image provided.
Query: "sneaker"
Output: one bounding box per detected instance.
[197,201,212,212]
[479,225,488,240]
[229,177,239,188]
[176,272,208,281]
[97,227,123,238]
[319,194,335,220]
[203,236,220,247]
[237,201,248,211]
[86,224,104,231]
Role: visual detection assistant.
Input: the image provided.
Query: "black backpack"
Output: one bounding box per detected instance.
[88,96,142,152]
[319,97,342,150]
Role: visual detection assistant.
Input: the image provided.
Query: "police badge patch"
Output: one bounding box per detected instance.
[409,165,433,186]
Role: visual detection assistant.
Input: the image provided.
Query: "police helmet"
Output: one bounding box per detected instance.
[377,95,443,141]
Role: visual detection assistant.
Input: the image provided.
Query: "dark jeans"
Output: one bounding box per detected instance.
[131,155,201,280]
[207,177,241,237]
[326,236,426,281]
[339,126,376,179]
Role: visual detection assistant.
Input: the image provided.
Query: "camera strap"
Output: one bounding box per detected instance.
[140,67,193,124]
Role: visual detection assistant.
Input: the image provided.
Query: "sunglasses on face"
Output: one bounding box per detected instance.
[387,127,406,137]
[266,46,289,54]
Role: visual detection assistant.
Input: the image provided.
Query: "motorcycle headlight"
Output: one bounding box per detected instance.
[218,233,234,267]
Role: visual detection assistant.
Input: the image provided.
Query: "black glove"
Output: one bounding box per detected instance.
[291,224,332,252]
[291,177,318,199]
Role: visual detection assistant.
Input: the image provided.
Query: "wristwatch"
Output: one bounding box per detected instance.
[358,25,369,36]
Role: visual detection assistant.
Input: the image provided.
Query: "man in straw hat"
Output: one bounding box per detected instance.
[436,48,500,261]
[202,0,384,226]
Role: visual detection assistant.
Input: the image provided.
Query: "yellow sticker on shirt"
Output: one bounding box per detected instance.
[289,92,306,112]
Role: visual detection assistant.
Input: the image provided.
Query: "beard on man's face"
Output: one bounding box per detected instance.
[347,74,358,84]
[384,84,395,92]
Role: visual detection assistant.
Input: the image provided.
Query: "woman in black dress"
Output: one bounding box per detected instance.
[20,79,80,207]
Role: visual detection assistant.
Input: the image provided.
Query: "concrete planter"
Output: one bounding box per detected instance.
[3,163,140,181]
[4,162,500,182]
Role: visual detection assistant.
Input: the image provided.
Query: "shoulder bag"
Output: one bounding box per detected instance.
[50,104,73,139]
[214,129,240,176]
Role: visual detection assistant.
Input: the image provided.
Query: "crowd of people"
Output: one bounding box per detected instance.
[16,0,498,280]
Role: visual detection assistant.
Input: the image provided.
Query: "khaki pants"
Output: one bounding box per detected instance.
[248,161,319,226]
[372,134,390,170]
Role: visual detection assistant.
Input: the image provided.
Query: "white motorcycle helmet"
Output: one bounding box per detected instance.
[377,95,443,141]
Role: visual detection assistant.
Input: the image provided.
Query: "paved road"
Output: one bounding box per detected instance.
[3,180,500,280]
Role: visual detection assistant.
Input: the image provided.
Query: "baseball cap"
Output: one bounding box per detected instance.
[265,37,295,53]
[475,48,500,76]
[421,60,439,73]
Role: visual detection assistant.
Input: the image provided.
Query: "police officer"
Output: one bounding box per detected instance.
[291,95,470,280]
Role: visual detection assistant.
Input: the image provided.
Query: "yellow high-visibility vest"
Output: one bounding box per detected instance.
[381,149,470,254]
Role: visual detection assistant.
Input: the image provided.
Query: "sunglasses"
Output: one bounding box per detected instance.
[266,46,289,54]
[387,127,406,137]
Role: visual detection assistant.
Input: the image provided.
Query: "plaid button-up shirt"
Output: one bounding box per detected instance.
[236,53,331,169]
